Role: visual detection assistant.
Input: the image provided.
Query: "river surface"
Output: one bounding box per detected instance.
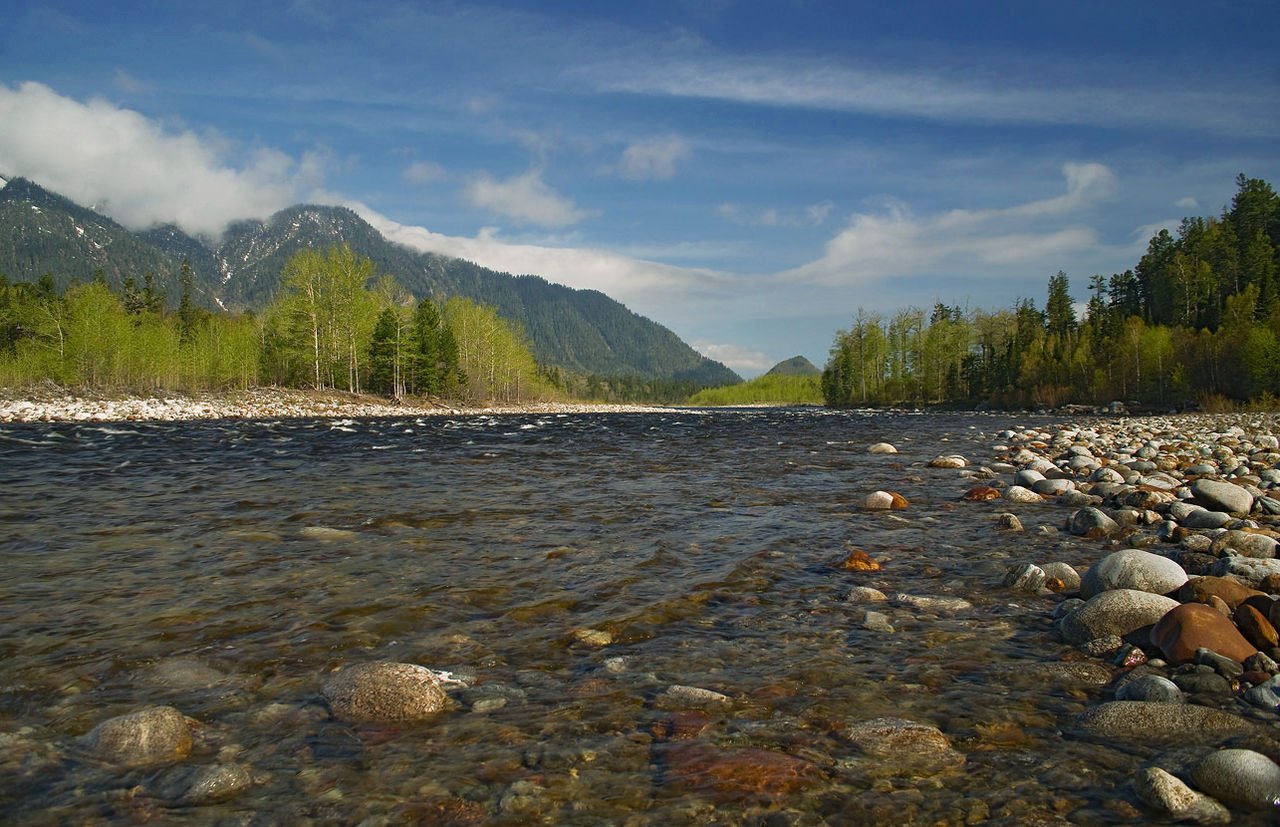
[0,408,1240,824]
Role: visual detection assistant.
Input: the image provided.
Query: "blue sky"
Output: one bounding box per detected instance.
[2,1,1277,376]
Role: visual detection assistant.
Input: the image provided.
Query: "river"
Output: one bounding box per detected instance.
[0,408,1240,824]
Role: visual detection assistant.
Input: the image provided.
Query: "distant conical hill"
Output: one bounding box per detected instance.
[0,177,739,387]
[764,356,821,377]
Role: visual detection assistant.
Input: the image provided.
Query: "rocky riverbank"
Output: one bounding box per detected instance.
[958,412,1280,821]
[0,386,675,422]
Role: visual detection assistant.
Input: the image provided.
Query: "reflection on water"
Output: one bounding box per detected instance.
[0,410,1225,823]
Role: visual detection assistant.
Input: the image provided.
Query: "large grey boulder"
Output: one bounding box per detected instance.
[1059,589,1180,645]
[1191,479,1254,515]
[1076,701,1257,743]
[1191,748,1280,810]
[1080,549,1188,599]
[1210,557,1280,588]
[83,706,193,767]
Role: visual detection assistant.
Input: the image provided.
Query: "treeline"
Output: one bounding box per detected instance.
[824,174,1280,410]
[0,245,556,404]
[688,373,823,406]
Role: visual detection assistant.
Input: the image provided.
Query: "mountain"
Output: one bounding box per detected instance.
[0,177,739,386]
[764,356,821,377]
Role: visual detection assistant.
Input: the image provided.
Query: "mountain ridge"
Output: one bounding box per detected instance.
[0,178,739,386]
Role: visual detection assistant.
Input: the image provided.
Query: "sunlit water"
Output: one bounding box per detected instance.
[0,409,1263,824]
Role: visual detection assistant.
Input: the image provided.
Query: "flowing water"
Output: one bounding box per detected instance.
[0,409,1255,824]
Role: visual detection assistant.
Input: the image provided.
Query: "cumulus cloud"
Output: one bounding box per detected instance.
[783,163,1114,285]
[618,135,691,180]
[693,342,775,375]
[0,81,322,237]
[464,169,592,228]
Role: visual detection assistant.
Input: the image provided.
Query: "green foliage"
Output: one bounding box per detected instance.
[441,296,553,403]
[822,174,1280,410]
[687,374,823,406]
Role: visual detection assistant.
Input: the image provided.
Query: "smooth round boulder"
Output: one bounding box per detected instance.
[867,442,897,454]
[1003,485,1044,504]
[1211,530,1278,559]
[928,455,968,469]
[1058,589,1180,646]
[1115,674,1183,703]
[1192,479,1254,515]
[1211,556,1280,587]
[1191,749,1280,810]
[1079,548,1188,599]
[322,661,447,723]
[1040,561,1082,593]
[1179,576,1266,610]
[83,705,193,767]
[863,490,908,510]
[1150,602,1258,665]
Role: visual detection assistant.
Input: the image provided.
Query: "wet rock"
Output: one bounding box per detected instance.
[837,548,883,571]
[1032,478,1076,497]
[1076,701,1257,743]
[1133,766,1231,824]
[1069,507,1120,538]
[1191,479,1255,515]
[299,526,360,541]
[1172,670,1232,696]
[178,762,254,805]
[893,593,972,613]
[1191,748,1280,811]
[1079,548,1188,599]
[1079,635,1124,658]
[840,716,964,775]
[862,610,894,633]
[661,742,823,802]
[867,442,898,454]
[1004,485,1044,504]
[863,490,909,510]
[846,585,888,602]
[572,628,614,647]
[1150,603,1258,665]
[1179,576,1266,610]
[928,455,968,469]
[1236,603,1280,651]
[1210,556,1280,588]
[141,658,231,691]
[1244,675,1280,709]
[996,512,1024,531]
[83,705,193,767]
[321,661,447,723]
[1040,562,1082,593]
[650,710,713,741]
[1002,563,1046,593]
[964,485,1002,502]
[1058,589,1180,646]
[1211,530,1278,559]
[658,684,732,708]
[1116,675,1183,703]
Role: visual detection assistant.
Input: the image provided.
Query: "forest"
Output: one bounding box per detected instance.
[822,175,1280,410]
[0,244,556,404]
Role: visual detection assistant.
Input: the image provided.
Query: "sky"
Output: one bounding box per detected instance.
[1,1,1277,377]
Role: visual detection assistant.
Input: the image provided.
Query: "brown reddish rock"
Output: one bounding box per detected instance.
[650,710,713,742]
[963,486,1001,502]
[840,717,965,775]
[864,490,909,510]
[660,742,822,802]
[1259,573,1280,594]
[1237,604,1280,651]
[1178,576,1266,611]
[392,796,489,826]
[1150,602,1259,665]
[837,548,882,572]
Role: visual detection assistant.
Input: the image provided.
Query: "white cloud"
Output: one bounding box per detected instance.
[0,81,321,237]
[464,169,592,228]
[1174,195,1199,209]
[618,135,691,180]
[717,199,837,227]
[693,342,774,375]
[588,54,1274,136]
[783,163,1114,285]
[403,160,445,184]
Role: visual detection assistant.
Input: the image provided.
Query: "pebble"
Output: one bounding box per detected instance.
[863,490,909,510]
[1079,548,1189,599]
[1191,479,1255,515]
[1002,562,1046,592]
[841,717,964,775]
[1040,561,1082,593]
[928,455,968,468]
[1004,485,1045,503]
[1075,701,1258,743]
[996,512,1024,531]
[1115,675,1183,703]
[659,684,732,707]
[1133,766,1231,824]
[1068,507,1121,538]
[867,442,897,454]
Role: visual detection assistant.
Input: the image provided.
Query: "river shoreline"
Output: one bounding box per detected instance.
[0,386,677,422]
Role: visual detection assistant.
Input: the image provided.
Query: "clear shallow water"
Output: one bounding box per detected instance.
[0,409,1255,824]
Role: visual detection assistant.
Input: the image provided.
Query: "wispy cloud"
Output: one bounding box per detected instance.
[617,135,692,180]
[403,160,445,184]
[0,81,321,237]
[587,54,1275,136]
[464,169,592,228]
[717,199,836,228]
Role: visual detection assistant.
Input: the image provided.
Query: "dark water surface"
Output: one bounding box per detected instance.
[0,409,1219,824]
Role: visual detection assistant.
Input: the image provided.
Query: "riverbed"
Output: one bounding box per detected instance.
[0,408,1272,824]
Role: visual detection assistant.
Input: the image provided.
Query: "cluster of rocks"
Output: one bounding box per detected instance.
[969,415,1280,821]
[0,387,675,422]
